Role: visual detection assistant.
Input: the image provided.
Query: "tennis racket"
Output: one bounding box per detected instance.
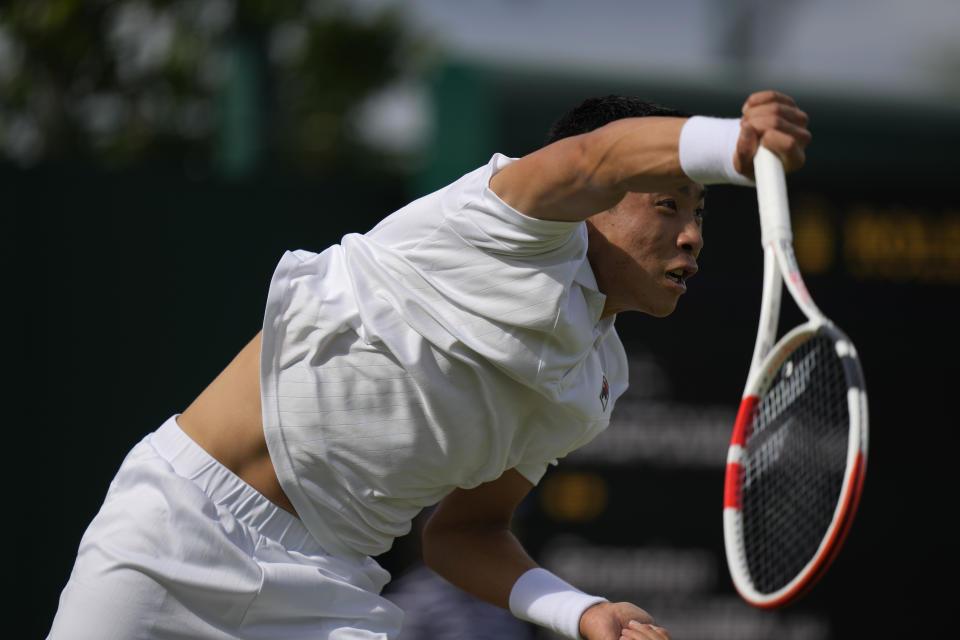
[722,146,869,609]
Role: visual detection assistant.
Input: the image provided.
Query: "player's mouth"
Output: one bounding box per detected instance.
[665,265,697,290]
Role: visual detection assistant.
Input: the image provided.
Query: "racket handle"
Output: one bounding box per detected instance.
[754,146,792,246]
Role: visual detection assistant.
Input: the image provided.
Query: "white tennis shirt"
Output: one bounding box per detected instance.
[260,153,628,558]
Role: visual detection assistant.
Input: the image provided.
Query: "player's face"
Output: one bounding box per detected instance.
[586,183,705,318]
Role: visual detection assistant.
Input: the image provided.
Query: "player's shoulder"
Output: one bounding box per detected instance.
[367,153,583,259]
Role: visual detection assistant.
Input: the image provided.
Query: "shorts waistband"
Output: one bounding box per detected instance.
[148,415,327,556]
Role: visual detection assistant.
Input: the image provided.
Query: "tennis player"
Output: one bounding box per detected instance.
[49,89,810,640]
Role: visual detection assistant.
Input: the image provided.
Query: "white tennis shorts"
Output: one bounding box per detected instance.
[48,416,404,639]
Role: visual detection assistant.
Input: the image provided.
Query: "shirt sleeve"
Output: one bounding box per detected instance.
[350,152,607,394]
[513,459,557,487]
[441,153,584,257]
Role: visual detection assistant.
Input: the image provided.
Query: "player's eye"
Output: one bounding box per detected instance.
[656,199,678,211]
[695,207,706,225]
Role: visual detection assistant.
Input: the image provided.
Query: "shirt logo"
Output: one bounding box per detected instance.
[599,375,609,412]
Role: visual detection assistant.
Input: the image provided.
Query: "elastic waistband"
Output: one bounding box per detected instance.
[149,415,327,556]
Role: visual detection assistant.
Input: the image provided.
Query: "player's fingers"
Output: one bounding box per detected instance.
[740,103,812,166]
[623,621,673,640]
[741,112,813,147]
[741,96,811,133]
[650,626,672,640]
[742,89,799,111]
[759,128,807,173]
[744,100,810,129]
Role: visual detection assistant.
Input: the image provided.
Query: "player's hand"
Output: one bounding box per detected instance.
[734,90,811,180]
[579,601,672,640]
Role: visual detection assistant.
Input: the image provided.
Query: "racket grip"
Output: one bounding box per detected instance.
[754,147,792,246]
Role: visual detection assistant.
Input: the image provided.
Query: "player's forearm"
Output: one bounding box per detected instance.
[490,116,689,222]
[579,116,690,195]
[421,519,537,609]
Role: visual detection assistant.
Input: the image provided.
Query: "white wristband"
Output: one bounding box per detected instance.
[678,116,754,187]
[509,568,607,640]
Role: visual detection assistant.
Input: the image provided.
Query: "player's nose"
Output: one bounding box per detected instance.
[678,220,703,259]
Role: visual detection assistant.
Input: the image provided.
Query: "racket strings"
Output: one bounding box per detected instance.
[740,334,850,595]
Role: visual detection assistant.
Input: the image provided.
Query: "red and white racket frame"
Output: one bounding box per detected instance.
[722,147,869,609]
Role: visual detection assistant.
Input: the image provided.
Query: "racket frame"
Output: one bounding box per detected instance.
[723,147,869,609]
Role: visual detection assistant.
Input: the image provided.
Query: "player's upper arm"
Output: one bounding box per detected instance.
[488,116,690,222]
[425,468,534,533]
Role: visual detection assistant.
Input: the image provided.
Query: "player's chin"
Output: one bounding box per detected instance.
[650,306,677,318]
[647,296,682,318]
[631,284,685,317]
[649,284,687,317]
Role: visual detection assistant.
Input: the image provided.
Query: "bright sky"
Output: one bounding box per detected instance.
[3,0,958,164]
[362,0,960,107]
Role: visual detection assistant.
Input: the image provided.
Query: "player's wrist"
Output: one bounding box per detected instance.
[679,116,755,187]
[509,567,607,640]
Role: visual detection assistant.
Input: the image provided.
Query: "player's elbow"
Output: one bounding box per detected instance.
[420,510,506,575]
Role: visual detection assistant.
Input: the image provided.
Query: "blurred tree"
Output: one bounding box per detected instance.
[0,0,425,176]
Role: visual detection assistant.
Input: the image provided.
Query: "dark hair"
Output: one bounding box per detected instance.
[545,95,690,145]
